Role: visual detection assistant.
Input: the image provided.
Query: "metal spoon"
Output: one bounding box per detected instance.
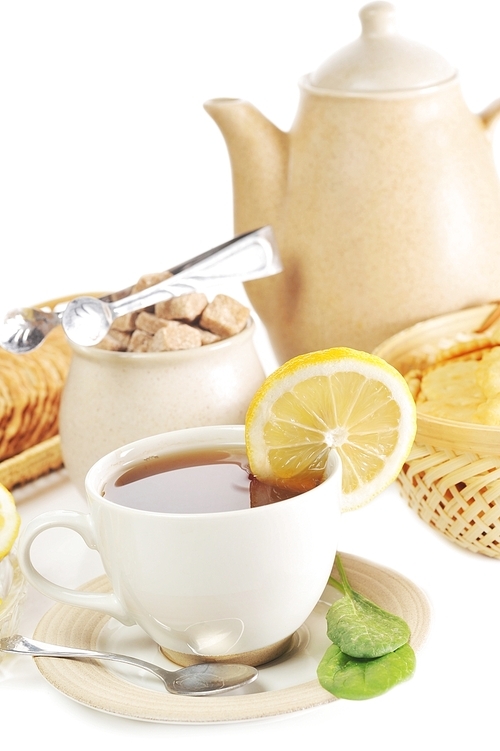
[0,307,65,354]
[0,226,281,353]
[0,634,258,696]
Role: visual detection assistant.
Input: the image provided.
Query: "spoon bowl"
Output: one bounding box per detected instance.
[0,634,258,696]
[0,307,63,354]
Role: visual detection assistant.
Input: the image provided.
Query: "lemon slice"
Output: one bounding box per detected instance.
[0,484,21,560]
[245,347,417,511]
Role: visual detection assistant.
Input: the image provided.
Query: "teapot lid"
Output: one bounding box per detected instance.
[308,2,456,93]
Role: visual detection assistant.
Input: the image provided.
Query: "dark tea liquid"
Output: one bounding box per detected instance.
[102,446,302,513]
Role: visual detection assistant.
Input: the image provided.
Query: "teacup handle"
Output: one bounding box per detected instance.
[17,510,135,625]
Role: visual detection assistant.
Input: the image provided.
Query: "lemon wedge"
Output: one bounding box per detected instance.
[0,484,21,560]
[245,347,417,511]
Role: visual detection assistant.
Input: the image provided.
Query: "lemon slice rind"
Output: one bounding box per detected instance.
[245,348,417,512]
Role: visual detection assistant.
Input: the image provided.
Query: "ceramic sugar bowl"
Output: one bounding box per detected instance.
[59,320,265,496]
[206,2,500,362]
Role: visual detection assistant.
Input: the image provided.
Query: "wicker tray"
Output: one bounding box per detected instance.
[374,303,500,559]
[0,293,93,490]
[0,435,63,490]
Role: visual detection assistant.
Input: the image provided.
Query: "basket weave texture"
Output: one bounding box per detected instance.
[400,443,500,557]
[374,303,500,558]
[0,436,63,490]
[0,293,85,489]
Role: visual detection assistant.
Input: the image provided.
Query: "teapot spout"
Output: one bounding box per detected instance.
[204,98,288,232]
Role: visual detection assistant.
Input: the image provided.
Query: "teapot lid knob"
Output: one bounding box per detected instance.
[308,2,456,94]
[359,2,397,37]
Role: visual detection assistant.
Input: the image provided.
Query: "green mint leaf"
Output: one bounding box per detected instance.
[326,588,411,658]
[317,643,416,701]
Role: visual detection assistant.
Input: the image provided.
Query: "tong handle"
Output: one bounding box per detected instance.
[110,226,281,318]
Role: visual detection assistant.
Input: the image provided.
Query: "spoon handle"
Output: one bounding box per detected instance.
[3,633,146,661]
[0,634,259,696]
[0,634,172,688]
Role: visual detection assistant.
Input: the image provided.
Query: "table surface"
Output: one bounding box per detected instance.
[2,460,498,749]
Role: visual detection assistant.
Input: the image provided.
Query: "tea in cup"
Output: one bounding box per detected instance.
[18,425,341,666]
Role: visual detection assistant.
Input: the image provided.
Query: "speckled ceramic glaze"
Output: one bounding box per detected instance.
[205,2,500,362]
[59,320,265,496]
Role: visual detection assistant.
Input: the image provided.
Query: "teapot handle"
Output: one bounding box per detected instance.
[480,99,500,136]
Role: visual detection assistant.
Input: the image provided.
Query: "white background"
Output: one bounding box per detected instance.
[1,0,500,314]
[1,1,500,749]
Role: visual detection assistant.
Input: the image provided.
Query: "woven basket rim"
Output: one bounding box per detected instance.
[413,413,500,453]
[373,303,500,454]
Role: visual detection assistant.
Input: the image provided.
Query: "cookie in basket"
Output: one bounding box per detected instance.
[407,337,500,426]
[0,326,71,462]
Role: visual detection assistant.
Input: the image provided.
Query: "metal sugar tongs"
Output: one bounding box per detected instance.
[0,226,281,353]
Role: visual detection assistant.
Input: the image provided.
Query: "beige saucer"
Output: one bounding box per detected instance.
[32,553,431,724]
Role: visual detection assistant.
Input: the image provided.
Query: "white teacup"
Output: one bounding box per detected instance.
[18,425,341,666]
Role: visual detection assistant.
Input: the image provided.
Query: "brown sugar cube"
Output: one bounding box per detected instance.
[127,330,153,353]
[96,335,121,351]
[199,294,250,337]
[150,322,202,351]
[135,311,171,335]
[199,328,221,345]
[155,293,208,322]
[110,312,139,332]
[96,330,131,351]
[132,269,173,293]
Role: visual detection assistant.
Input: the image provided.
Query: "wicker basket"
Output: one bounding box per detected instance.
[0,293,92,489]
[373,303,500,558]
[0,435,63,490]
